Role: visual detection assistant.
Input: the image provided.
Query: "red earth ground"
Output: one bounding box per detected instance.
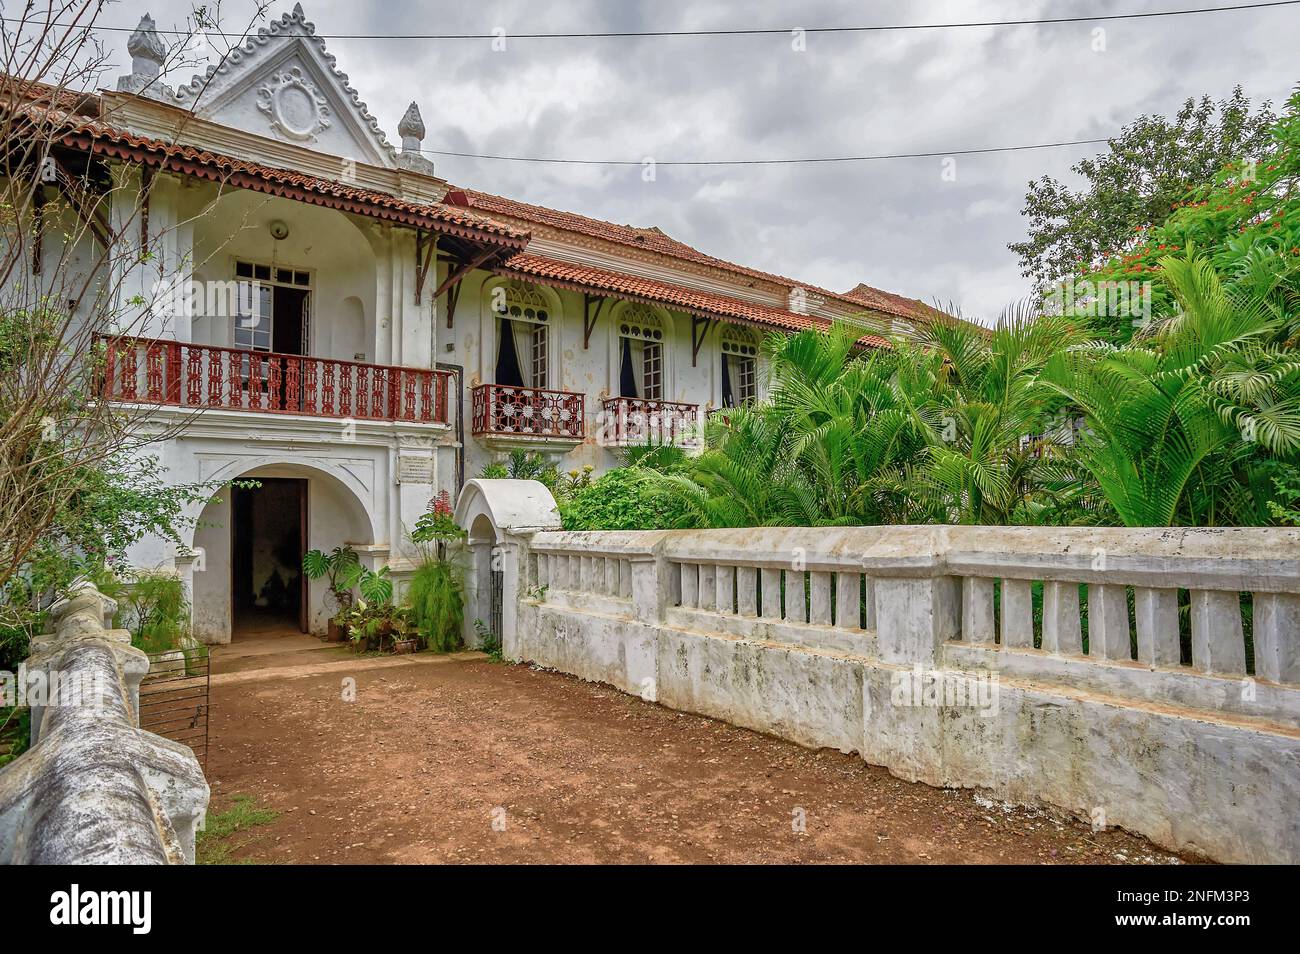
[200,628,1192,865]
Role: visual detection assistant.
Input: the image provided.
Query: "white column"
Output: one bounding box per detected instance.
[1041,581,1082,655]
[961,577,996,644]
[1089,583,1131,661]
[1000,578,1034,648]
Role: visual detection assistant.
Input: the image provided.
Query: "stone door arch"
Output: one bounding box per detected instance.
[453,479,561,649]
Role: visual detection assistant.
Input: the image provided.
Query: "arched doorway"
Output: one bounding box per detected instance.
[190,461,379,644]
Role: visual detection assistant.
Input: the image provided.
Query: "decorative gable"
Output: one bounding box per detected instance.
[170,3,397,167]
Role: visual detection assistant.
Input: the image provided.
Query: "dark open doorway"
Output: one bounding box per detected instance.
[272,285,309,411]
[272,285,308,355]
[231,478,308,637]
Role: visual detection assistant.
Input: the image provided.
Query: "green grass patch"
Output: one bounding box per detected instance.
[197,794,280,865]
[0,706,30,769]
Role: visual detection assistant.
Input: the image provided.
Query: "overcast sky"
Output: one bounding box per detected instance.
[97,0,1300,323]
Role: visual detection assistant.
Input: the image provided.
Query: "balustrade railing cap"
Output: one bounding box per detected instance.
[528,525,1300,591]
[531,529,674,558]
[940,525,1300,592]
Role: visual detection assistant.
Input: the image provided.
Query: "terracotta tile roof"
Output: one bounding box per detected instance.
[13,85,918,338]
[451,188,933,322]
[496,253,889,348]
[20,101,530,247]
[841,283,949,325]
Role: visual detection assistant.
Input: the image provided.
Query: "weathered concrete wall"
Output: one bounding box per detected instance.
[0,584,209,864]
[488,515,1300,864]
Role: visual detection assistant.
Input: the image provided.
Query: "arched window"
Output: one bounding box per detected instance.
[720,325,758,407]
[617,304,665,400]
[491,281,552,389]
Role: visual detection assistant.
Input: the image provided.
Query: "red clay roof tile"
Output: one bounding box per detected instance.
[32,106,529,245]
[458,188,931,322]
[497,253,889,348]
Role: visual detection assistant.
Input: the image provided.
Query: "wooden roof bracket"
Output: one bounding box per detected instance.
[32,182,46,275]
[583,293,605,349]
[430,246,497,310]
[445,280,462,330]
[139,165,154,255]
[51,157,112,250]
[691,315,716,367]
[414,229,435,305]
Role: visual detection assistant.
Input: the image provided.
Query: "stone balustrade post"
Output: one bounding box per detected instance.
[631,551,669,624]
[862,528,959,667]
[0,583,209,864]
[872,576,961,666]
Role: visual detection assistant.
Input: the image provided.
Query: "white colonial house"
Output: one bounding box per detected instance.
[36,5,935,643]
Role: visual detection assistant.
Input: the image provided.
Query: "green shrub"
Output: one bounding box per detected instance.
[474,618,503,662]
[0,705,31,768]
[408,560,463,653]
[110,568,192,654]
[561,467,697,530]
[407,492,465,652]
[478,451,593,502]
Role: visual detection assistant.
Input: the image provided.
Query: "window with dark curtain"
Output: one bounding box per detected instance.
[495,318,524,386]
[721,352,734,407]
[619,337,637,398]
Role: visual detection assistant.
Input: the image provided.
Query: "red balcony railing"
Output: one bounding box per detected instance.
[98,336,451,424]
[600,397,701,447]
[472,383,584,440]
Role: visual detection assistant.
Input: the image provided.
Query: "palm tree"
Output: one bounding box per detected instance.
[1040,252,1300,526]
[899,306,1090,524]
[763,323,930,524]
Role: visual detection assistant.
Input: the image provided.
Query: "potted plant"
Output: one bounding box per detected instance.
[341,599,411,652]
[341,565,413,652]
[302,546,362,641]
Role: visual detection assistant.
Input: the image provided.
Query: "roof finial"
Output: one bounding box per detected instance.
[117,14,171,98]
[398,102,426,150]
[128,14,166,76]
[396,102,436,175]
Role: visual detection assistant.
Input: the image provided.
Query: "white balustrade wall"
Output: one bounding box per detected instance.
[505,523,1300,864]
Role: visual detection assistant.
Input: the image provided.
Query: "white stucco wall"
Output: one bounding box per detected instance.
[437,265,768,482]
[188,190,379,360]
[125,409,444,643]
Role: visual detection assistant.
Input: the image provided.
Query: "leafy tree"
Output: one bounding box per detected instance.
[1086,85,1300,341]
[1010,87,1275,297]
[658,317,1086,529]
[0,453,225,670]
[896,308,1090,525]
[0,3,269,666]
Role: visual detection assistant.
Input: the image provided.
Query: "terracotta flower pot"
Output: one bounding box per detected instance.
[392,638,417,655]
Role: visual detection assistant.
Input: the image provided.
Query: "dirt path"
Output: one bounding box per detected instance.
[203,643,1188,865]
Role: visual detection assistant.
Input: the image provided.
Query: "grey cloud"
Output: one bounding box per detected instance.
[118,0,1298,324]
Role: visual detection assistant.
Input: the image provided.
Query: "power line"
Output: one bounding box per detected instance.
[5,1,1298,40]
[416,137,1115,167]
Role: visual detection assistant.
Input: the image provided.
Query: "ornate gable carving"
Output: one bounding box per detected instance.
[256,66,331,142]
[170,3,397,166]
